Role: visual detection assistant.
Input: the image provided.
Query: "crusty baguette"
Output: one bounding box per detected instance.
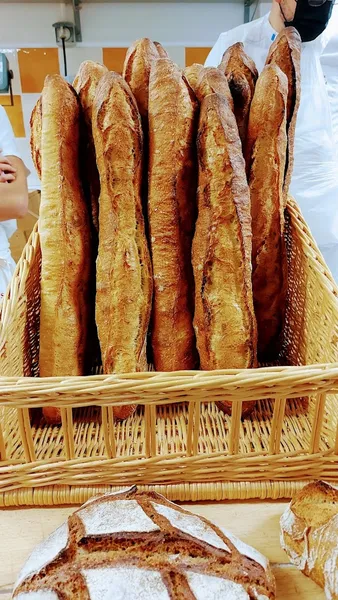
[184,63,204,94]
[265,27,301,201]
[246,64,288,362]
[195,66,234,110]
[148,58,198,371]
[192,92,257,415]
[30,96,42,180]
[219,42,258,147]
[153,41,169,58]
[123,38,159,119]
[93,72,152,419]
[281,481,338,599]
[73,60,108,235]
[39,75,92,425]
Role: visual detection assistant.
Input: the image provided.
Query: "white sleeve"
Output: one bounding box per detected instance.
[0,106,21,159]
[205,33,229,68]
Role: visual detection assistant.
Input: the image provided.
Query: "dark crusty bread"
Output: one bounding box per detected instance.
[30,96,42,180]
[195,66,234,110]
[219,42,258,148]
[192,93,257,415]
[183,63,204,94]
[246,64,288,362]
[93,72,152,419]
[14,486,276,599]
[281,481,338,599]
[39,75,92,425]
[148,58,198,371]
[123,38,160,119]
[265,27,301,201]
[73,60,108,235]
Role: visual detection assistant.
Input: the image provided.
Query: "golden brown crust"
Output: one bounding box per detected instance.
[39,75,92,424]
[153,41,169,58]
[192,93,257,417]
[73,60,108,235]
[30,96,42,180]
[93,72,152,419]
[265,27,301,201]
[219,42,258,147]
[148,58,198,371]
[245,64,288,362]
[195,67,234,110]
[183,63,204,94]
[123,38,159,118]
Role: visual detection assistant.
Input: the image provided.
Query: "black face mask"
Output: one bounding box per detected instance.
[281,0,334,42]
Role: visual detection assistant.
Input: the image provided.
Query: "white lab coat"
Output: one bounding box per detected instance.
[206,13,338,281]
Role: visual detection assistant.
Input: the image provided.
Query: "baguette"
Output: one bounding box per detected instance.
[123,38,159,119]
[280,481,338,600]
[93,72,152,419]
[246,64,288,361]
[195,66,234,110]
[148,58,198,371]
[184,63,204,94]
[73,60,108,235]
[219,42,258,147]
[153,41,169,58]
[265,27,301,200]
[192,92,257,415]
[39,75,92,425]
[30,96,42,180]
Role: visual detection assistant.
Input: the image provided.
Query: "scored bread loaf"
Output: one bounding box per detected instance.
[13,486,276,599]
[195,66,234,110]
[148,58,198,371]
[245,64,288,362]
[39,75,92,425]
[183,63,204,94]
[93,72,152,419]
[73,60,108,235]
[192,92,257,415]
[153,41,169,58]
[280,481,338,600]
[30,97,42,180]
[265,27,301,201]
[219,42,258,147]
[123,38,160,119]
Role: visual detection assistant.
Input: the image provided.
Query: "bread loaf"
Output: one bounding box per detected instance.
[183,63,204,94]
[39,75,92,425]
[93,72,152,419]
[245,64,288,362]
[13,486,276,599]
[219,42,258,147]
[30,96,42,179]
[148,58,198,371]
[73,60,108,235]
[281,481,338,600]
[192,93,257,415]
[265,27,301,200]
[123,38,159,119]
[153,41,169,58]
[195,66,234,110]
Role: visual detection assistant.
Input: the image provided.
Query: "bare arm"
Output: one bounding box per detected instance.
[0,155,28,220]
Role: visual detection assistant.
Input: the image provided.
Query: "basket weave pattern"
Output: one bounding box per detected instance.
[0,199,338,506]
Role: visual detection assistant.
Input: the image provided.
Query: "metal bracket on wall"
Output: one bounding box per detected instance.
[244,0,257,23]
[72,0,82,42]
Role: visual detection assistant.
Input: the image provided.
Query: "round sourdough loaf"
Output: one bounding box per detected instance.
[13,487,275,599]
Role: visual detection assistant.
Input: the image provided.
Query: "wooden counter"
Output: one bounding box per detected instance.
[0,501,325,599]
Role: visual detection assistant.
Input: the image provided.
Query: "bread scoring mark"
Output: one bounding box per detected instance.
[220,528,268,571]
[151,502,231,552]
[186,571,249,599]
[16,592,59,600]
[79,499,160,536]
[82,566,170,600]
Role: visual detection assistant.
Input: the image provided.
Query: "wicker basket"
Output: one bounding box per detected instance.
[0,198,338,507]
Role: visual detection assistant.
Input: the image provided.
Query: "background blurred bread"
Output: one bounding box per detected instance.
[39,75,92,424]
[195,66,234,110]
[184,63,204,93]
[148,58,198,371]
[246,64,288,362]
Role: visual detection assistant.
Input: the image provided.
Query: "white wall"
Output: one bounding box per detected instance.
[0,2,245,48]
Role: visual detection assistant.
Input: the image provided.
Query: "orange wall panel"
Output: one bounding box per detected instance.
[0,94,25,137]
[103,48,128,74]
[18,48,60,93]
[185,47,211,67]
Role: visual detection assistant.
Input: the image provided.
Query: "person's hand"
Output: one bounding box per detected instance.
[0,153,17,183]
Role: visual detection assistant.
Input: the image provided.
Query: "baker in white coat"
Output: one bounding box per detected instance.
[206,0,338,281]
[0,106,28,299]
